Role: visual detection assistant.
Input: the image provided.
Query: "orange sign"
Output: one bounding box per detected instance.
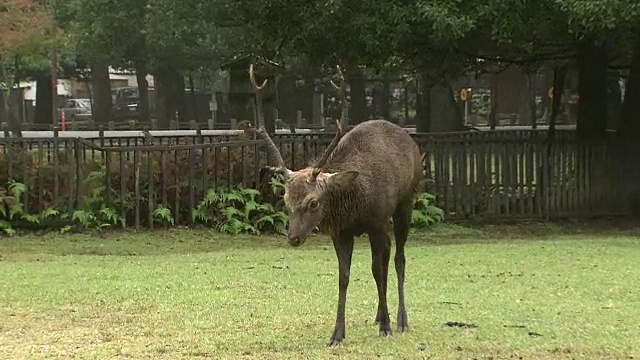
[460,88,469,101]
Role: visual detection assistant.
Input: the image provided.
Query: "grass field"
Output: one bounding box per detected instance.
[1,223,639,359]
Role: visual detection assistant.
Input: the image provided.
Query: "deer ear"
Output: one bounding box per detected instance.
[322,171,359,190]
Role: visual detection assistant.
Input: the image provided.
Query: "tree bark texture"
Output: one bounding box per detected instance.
[277,75,297,127]
[347,67,366,124]
[415,75,431,133]
[428,80,464,132]
[90,60,112,124]
[617,34,640,140]
[576,37,608,141]
[134,58,151,124]
[34,75,52,125]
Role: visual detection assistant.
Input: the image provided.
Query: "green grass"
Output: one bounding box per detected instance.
[0,224,639,359]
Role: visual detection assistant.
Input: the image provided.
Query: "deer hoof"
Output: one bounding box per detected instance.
[379,328,392,337]
[397,312,409,332]
[327,338,343,347]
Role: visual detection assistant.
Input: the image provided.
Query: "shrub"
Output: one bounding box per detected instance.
[0,176,445,236]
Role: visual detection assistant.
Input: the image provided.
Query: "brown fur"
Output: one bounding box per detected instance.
[247,63,423,347]
[284,120,422,237]
[279,119,423,347]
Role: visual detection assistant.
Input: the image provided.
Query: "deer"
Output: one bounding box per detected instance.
[246,63,424,347]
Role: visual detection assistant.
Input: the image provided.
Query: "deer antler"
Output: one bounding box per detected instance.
[248,63,290,176]
[311,65,346,179]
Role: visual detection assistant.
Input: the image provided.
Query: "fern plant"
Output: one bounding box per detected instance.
[0,181,70,236]
[152,205,175,226]
[411,192,445,228]
[192,183,289,236]
[0,181,26,235]
[72,206,124,231]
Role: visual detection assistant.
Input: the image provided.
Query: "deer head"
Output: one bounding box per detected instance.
[248,63,349,246]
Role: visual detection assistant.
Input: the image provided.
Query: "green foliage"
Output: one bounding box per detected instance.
[0,180,26,236]
[0,170,445,237]
[411,192,445,228]
[0,181,69,236]
[71,207,124,232]
[192,181,288,236]
[76,169,127,230]
[153,205,175,226]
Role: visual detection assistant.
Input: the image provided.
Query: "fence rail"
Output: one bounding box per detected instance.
[0,129,636,227]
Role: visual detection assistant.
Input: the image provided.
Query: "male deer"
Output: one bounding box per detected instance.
[247,64,424,346]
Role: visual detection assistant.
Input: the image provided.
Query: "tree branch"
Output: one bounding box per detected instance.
[455,47,576,66]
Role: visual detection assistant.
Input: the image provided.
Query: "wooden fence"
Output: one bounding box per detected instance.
[0,129,637,227]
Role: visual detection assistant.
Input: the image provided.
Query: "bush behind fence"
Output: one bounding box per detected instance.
[0,129,636,230]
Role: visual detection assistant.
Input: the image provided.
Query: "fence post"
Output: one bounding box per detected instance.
[73,139,82,210]
[142,124,153,230]
[51,125,60,205]
[194,121,204,144]
[98,125,105,161]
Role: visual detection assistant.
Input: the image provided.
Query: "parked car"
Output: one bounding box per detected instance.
[59,98,93,123]
[111,86,140,121]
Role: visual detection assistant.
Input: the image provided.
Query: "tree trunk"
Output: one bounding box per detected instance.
[347,67,366,124]
[154,73,168,128]
[617,34,640,140]
[549,66,568,143]
[415,75,431,133]
[8,87,23,136]
[429,81,464,132]
[489,74,498,129]
[381,77,391,119]
[262,75,277,134]
[518,72,536,126]
[134,58,150,124]
[276,75,297,128]
[0,90,8,128]
[607,75,621,131]
[0,68,21,136]
[34,74,53,125]
[154,66,181,128]
[90,60,112,124]
[300,74,314,125]
[189,73,198,123]
[175,72,186,123]
[576,37,608,141]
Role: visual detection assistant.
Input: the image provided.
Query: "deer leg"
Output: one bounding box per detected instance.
[328,233,355,347]
[369,228,392,337]
[393,202,412,333]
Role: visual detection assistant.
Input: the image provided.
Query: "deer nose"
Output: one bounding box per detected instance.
[288,236,302,247]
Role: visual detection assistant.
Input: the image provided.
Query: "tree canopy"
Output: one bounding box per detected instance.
[3,0,640,138]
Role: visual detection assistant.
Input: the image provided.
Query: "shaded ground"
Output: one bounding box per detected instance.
[0,223,639,359]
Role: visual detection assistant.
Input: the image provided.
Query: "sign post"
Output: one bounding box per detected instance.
[460,88,470,125]
[60,109,66,131]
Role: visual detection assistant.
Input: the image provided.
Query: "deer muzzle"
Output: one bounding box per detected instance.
[288,235,304,247]
[287,225,312,247]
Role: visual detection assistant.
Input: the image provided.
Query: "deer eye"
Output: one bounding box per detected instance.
[309,199,319,209]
